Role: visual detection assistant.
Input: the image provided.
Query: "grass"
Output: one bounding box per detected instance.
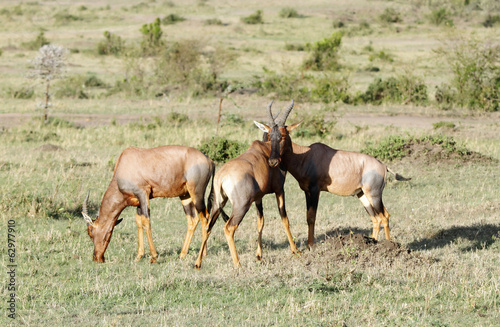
[0,0,499,326]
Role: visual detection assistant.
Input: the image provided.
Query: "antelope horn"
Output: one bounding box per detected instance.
[276,100,294,127]
[266,100,275,126]
[82,190,95,227]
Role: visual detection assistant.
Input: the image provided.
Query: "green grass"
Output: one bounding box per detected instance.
[1,0,499,325]
[1,116,499,326]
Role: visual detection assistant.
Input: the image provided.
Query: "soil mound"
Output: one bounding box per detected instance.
[401,139,493,164]
[300,233,433,269]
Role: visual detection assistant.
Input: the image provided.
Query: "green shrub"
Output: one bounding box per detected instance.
[433,121,456,129]
[311,74,351,104]
[434,83,456,110]
[198,136,247,163]
[154,41,234,96]
[241,10,263,24]
[279,7,301,18]
[303,32,343,71]
[293,112,337,139]
[22,31,50,50]
[97,31,124,56]
[359,75,427,105]
[166,112,189,125]
[437,37,500,111]
[162,13,185,25]
[5,86,34,99]
[252,68,310,102]
[483,14,500,27]
[253,69,350,104]
[223,113,245,126]
[284,43,305,51]
[205,18,223,25]
[368,50,394,62]
[54,74,108,99]
[362,135,411,161]
[379,8,402,23]
[427,8,453,26]
[140,18,164,56]
[53,10,83,24]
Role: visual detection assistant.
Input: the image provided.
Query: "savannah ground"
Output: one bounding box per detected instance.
[0,0,499,326]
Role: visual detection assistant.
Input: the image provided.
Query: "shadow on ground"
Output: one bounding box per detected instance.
[408,223,500,252]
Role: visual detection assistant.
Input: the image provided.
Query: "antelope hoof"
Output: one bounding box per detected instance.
[179,252,187,259]
[135,254,143,262]
[150,258,157,264]
[256,255,262,261]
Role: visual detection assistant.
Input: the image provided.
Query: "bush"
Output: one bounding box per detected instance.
[140,18,164,56]
[53,10,83,24]
[279,7,301,18]
[5,86,34,99]
[284,43,305,51]
[311,74,351,104]
[436,36,500,111]
[434,83,456,110]
[433,121,456,129]
[205,18,223,25]
[97,31,125,56]
[303,32,342,71]
[368,50,394,62]
[359,75,427,105]
[198,136,247,163]
[483,14,500,27]
[154,41,234,96]
[379,8,402,23]
[253,69,350,104]
[241,10,263,24]
[252,68,306,101]
[293,112,337,139]
[427,8,454,26]
[54,74,108,99]
[161,14,185,25]
[22,31,50,50]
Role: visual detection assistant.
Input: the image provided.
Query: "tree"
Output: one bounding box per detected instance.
[28,44,67,122]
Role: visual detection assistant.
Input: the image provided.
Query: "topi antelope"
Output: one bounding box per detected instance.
[194,100,300,269]
[82,145,215,263]
[268,136,410,249]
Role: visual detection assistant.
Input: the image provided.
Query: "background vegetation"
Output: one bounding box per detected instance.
[0,0,499,326]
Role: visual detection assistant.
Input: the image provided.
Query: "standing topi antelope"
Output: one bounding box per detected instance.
[82,145,215,263]
[194,100,300,269]
[262,121,410,249]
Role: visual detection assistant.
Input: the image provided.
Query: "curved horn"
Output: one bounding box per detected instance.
[276,100,294,127]
[266,100,275,126]
[82,190,95,227]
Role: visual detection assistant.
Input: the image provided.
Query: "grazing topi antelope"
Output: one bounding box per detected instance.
[82,145,215,263]
[270,137,410,249]
[194,100,300,268]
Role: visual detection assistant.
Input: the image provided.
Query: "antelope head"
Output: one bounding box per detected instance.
[254,100,300,168]
[82,190,122,262]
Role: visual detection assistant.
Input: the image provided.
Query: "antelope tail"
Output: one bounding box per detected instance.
[207,162,216,214]
[387,167,411,181]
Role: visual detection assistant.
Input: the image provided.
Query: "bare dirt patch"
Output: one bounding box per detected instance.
[298,233,435,271]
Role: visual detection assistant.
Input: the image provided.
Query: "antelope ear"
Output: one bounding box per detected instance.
[286,122,301,132]
[115,218,123,226]
[254,121,271,133]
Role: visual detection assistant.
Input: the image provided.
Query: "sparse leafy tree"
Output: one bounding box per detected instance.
[28,44,67,123]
